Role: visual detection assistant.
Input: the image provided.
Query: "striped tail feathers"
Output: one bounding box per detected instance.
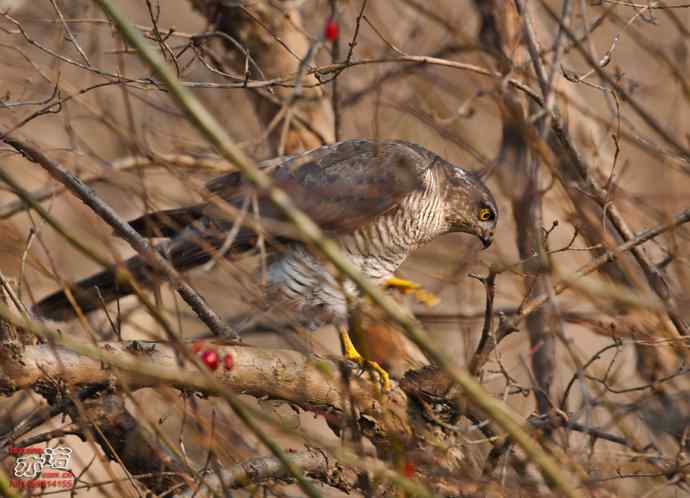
[32,225,261,321]
[127,205,207,238]
[31,255,150,321]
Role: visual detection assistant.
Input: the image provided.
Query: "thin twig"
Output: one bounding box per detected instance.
[468,270,499,376]
[502,207,690,334]
[0,137,237,340]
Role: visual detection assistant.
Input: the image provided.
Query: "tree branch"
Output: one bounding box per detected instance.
[0,136,237,340]
[0,337,414,444]
[500,207,690,335]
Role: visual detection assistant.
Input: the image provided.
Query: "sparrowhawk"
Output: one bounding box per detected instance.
[33,139,498,386]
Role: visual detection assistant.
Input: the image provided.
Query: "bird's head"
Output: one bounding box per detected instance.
[442,166,498,249]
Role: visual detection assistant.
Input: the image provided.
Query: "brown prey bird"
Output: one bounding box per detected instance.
[33,139,498,388]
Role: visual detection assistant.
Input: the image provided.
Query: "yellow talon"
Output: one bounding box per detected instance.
[385,277,439,307]
[338,327,391,391]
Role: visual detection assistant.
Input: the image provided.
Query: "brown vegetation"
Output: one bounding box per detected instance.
[1,1,690,497]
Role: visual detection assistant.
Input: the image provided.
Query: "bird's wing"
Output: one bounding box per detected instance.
[129,140,436,239]
[205,139,435,235]
[127,156,287,238]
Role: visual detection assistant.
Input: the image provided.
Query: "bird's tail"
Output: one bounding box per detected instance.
[32,254,157,321]
[32,224,257,321]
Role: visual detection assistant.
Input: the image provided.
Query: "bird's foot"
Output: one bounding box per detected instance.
[346,349,391,392]
[385,277,439,307]
[339,328,391,391]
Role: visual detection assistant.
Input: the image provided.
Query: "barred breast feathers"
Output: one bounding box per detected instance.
[338,166,447,282]
[265,157,449,323]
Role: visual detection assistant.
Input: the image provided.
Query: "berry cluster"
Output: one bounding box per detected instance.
[192,342,233,371]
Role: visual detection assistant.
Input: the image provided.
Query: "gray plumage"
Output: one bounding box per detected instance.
[33,139,498,325]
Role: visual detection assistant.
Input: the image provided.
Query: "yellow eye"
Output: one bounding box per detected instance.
[478,207,493,222]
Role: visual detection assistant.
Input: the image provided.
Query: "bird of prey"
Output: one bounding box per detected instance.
[33,139,498,387]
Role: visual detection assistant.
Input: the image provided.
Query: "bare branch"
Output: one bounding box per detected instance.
[0,136,237,340]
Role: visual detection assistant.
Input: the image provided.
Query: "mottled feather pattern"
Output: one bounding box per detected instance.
[32,139,497,325]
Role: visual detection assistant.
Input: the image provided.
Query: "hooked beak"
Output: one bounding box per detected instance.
[479,231,494,249]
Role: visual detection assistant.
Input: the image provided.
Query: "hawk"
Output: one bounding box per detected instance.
[33,139,498,387]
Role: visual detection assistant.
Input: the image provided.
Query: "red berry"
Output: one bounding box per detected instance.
[324,19,338,41]
[200,349,219,371]
[191,341,203,353]
[223,352,234,370]
[402,462,415,478]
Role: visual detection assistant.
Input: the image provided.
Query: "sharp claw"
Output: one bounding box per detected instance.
[343,352,390,391]
[339,327,391,391]
[369,360,391,391]
[413,288,440,307]
[362,360,391,391]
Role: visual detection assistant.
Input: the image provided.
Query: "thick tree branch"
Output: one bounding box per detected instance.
[0,337,414,444]
[514,0,562,420]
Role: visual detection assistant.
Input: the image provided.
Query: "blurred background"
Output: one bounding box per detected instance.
[1,0,689,496]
